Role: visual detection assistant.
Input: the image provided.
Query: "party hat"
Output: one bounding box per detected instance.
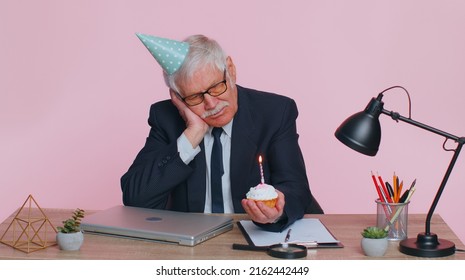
[136,33,189,75]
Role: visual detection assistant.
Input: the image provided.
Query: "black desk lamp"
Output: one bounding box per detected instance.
[335,86,465,257]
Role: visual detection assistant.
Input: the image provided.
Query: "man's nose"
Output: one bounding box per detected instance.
[203,94,217,109]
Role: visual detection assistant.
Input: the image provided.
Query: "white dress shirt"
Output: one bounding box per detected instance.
[176,120,234,213]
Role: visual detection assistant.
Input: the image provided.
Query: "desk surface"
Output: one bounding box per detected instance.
[1,208,464,260]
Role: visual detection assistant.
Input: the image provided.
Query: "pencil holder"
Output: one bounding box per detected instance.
[375,199,409,241]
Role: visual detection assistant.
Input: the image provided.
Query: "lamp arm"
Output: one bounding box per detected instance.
[423,142,463,233]
[381,108,465,235]
[381,109,459,141]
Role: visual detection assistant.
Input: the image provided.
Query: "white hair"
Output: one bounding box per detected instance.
[163,35,228,94]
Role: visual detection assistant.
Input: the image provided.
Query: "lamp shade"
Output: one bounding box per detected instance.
[335,95,384,156]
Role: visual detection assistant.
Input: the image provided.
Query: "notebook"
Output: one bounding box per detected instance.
[81,205,233,246]
[237,218,343,248]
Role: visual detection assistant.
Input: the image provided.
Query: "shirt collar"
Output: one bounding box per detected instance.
[209,119,233,138]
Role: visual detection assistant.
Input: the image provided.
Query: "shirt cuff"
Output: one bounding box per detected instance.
[177,133,201,164]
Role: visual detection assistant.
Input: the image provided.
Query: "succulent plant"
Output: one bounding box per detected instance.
[57,208,85,233]
[361,226,388,239]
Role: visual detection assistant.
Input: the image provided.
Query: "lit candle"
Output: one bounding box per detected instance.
[259,155,265,184]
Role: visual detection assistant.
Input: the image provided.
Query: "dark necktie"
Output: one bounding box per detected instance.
[211,127,224,213]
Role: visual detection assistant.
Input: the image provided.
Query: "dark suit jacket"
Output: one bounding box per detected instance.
[121,85,318,231]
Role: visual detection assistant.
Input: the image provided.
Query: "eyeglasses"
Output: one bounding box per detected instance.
[177,70,227,106]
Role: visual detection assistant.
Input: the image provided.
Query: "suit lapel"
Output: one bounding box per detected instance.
[230,87,259,211]
[186,141,206,212]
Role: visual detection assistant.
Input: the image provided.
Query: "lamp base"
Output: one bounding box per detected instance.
[399,232,455,257]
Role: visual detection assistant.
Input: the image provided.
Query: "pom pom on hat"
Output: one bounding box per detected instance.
[136,33,190,75]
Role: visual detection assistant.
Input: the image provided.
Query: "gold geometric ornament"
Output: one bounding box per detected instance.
[0,194,57,253]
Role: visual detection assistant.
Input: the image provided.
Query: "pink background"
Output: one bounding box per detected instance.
[2,1,465,244]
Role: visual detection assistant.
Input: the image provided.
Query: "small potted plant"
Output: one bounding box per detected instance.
[360,226,388,257]
[56,208,85,251]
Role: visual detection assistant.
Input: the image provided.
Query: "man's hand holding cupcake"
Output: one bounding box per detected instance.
[241,187,285,224]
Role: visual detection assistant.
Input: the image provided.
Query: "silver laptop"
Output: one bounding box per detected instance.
[81,205,233,246]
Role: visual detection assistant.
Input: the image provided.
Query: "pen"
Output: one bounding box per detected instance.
[371,171,385,202]
[404,186,416,205]
[409,179,417,190]
[399,189,410,203]
[284,228,292,243]
[397,181,403,203]
[378,173,393,203]
[385,182,394,201]
[399,179,416,203]
[371,171,391,219]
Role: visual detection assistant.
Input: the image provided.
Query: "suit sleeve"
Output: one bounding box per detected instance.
[120,103,194,209]
[255,98,313,232]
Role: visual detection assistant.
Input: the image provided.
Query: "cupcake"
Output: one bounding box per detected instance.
[246,183,278,208]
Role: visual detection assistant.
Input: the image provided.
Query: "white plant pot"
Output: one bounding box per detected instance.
[56,231,84,251]
[361,237,388,257]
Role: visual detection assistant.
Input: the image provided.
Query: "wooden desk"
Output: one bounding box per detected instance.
[0,208,464,260]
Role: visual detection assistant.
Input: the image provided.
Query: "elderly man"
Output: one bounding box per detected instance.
[121,34,322,231]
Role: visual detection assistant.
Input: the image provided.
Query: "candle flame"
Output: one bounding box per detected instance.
[259,155,262,163]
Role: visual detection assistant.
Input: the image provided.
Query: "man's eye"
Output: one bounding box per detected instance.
[186,94,202,101]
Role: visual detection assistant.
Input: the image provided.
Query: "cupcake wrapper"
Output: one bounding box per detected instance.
[248,198,277,208]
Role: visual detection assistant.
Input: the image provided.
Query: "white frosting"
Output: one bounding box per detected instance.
[246,183,278,200]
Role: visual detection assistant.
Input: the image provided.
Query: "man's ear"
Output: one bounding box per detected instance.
[170,89,180,100]
[169,89,183,106]
[226,56,237,83]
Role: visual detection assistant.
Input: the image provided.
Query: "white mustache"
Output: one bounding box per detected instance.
[201,101,229,119]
